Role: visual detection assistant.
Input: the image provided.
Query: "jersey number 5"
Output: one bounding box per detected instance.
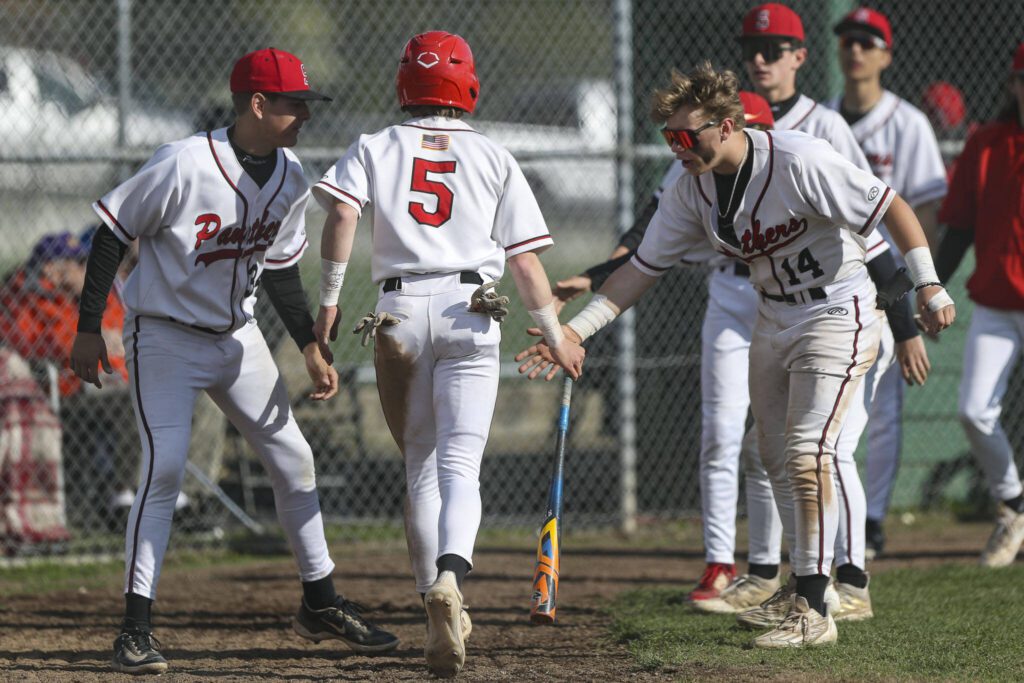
[409,158,457,227]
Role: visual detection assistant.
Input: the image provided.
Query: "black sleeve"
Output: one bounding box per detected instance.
[77,225,128,333]
[935,226,975,284]
[584,251,634,292]
[261,265,317,351]
[866,249,919,343]
[617,196,659,252]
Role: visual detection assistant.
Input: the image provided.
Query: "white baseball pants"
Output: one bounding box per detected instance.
[123,317,334,598]
[864,358,905,521]
[958,304,1024,501]
[748,282,881,577]
[371,273,500,594]
[699,268,781,566]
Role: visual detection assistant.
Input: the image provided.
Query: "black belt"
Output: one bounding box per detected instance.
[718,262,750,277]
[760,287,827,304]
[383,271,483,293]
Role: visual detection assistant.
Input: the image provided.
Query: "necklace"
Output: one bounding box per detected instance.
[717,136,750,218]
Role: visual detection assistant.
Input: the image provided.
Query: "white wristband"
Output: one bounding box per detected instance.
[528,301,565,348]
[903,247,940,289]
[319,259,347,306]
[566,294,619,342]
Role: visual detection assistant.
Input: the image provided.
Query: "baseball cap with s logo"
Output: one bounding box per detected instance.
[230,48,331,101]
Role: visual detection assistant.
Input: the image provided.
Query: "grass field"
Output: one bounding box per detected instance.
[609,563,1024,681]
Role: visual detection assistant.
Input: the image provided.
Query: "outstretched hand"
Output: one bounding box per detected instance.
[551,274,591,315]
[514,325,585,381]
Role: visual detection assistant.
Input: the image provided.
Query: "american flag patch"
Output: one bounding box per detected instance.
[421,134,450,151]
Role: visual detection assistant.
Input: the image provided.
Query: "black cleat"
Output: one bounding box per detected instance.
[112,625,168,675]
[865,518,885,560]
[292,597,400,653]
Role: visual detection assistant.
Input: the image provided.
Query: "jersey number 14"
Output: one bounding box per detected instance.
[409,157,457,227]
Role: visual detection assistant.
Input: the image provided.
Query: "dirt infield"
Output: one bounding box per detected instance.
[0,517,995,681]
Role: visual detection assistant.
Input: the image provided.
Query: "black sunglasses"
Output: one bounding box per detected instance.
[661,120,719,149]
[741,39,797,64]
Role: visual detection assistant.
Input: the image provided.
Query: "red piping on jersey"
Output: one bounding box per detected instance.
[633,252,671,272]
[207,132,247,333]
[126,317,155,595]
[866,239,888,256]
[400,123,483,135]
[504,234,552,252]
[316,181,364,207]
[858,187,891,235]
[266,238,308,265]
[787,100,817,130]
[96,200,134,242]
[814,295,862,574]
[749,132,775,238]
[695,179,713,207]
[854,94,902,144]
[765,255,789,298]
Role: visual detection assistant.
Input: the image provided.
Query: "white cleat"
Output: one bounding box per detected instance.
[753,595,838,649]
[980,503,1024,568]
[692,574,781,614]
[834,575,874,622]
[424,571,466,678]
[737,576,839,629]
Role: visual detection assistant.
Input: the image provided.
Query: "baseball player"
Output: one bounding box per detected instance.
[826,7,948,559]
[519,62,954,647]
[311,31,584,678]
[70,48,398,675]
[933,42,1024,567]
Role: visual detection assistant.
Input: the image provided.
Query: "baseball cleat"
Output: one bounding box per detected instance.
[686,562,736,604]
[737,576,839,628]
[979,503,1024,568]
[111,624,169,675]
[834,574,874,622]
[753,595,838,649]
[424,571,466,678]
[691,573,780,614]
[460,606,473,642]
[292,596,400,653]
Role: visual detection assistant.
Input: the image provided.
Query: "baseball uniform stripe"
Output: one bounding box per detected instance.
[749,132,776,232]
[266,238,308,266]
[126,316,157,595]
[858,187,891,235]
[207,132,249,333]
[787,101,818,131]
[96,200,134,242]
[504,234,552,252]
[695,179,713,207]
[632,252,672,273]
[314,181,363,208]
[814,295,863,574]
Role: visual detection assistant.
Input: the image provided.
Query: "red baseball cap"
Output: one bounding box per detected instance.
[833,7,893,49]
[230,48,331,101]
[739,91,775,129]
[921,81,965,130]
[1013,42,1024,73]
[740,3,805,42]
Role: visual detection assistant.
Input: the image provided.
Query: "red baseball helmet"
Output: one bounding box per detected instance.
[396,31,480,113]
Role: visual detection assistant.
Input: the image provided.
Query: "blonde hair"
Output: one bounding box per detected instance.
[650,61,745,129]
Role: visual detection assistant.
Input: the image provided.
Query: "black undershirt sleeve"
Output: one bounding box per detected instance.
[617,197,659,252]
[77,224,128,333]
[261,265,317,351]
[935,226,975,284]
[585,251,635,291]
[866,249,919,343]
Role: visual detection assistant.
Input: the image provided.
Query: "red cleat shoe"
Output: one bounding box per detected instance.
[687,562,736,602]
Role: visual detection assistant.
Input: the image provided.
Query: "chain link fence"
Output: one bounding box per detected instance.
[1,0,1021,560]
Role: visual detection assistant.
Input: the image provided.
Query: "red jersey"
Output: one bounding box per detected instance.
[939,119,1024,310]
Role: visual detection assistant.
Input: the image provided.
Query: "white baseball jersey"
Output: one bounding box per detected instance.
[825,91,947,210]
[634,129,894,297]
[314,115,551,283]
[93,128,310,333]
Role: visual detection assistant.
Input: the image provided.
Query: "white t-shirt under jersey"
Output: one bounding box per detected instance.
[315,116,552,283]
[634,129,894,298]
[93,128,310,333]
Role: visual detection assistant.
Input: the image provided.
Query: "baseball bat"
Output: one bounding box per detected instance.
[876,267,914,311]
[530,375,574,624]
